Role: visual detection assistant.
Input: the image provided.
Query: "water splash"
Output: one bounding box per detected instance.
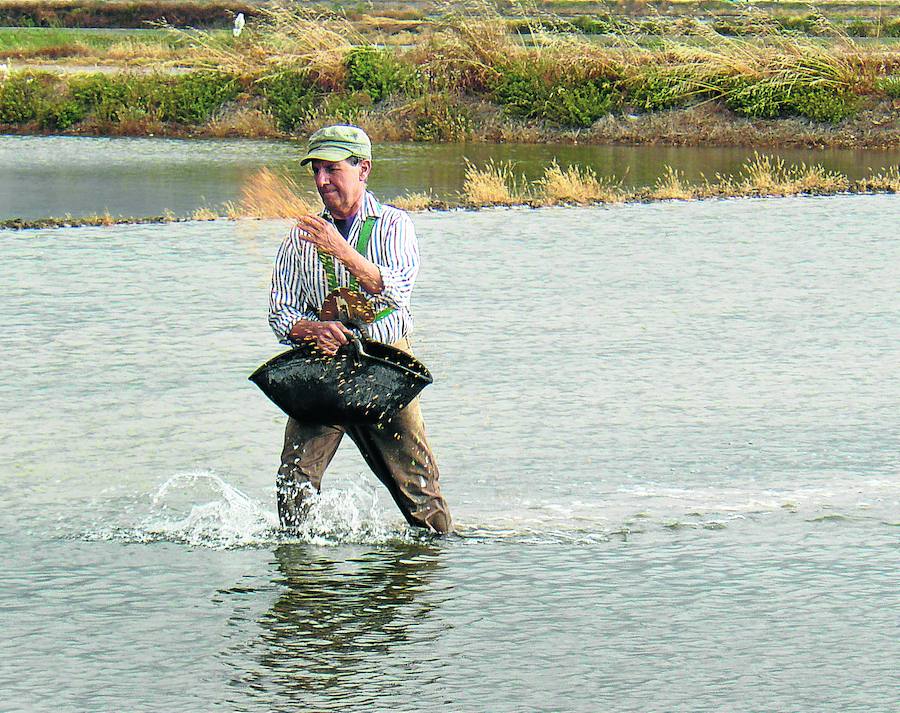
[82,470,410,549]
[279,478,409,546]
[145,470,278,548]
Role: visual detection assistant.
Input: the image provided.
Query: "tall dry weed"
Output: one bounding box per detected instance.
[236,168,312,219]
[738,153,848,195]
[157,3,361,82]
[461,158,528,205]
[650,166,695,200]
[855,166,900,192]
[391,191,439,211]
[537,162,622,204]
[413,1,523,91]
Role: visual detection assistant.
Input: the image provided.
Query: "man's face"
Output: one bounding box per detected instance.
[310,158,371,219]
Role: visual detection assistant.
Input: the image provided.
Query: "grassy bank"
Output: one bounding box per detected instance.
[0,27,198,61]
[1,4,898,147]
[3,155,898,230]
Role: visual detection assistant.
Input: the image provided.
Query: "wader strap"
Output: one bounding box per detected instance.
[317,217,395,322]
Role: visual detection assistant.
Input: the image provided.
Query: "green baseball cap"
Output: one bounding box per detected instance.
[300,124,372,165]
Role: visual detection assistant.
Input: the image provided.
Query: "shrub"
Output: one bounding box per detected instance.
[723,78,785,119]
[40,99,87,129]
[256,71,319,132]
[317,92,371,123]
[628,67,713,111]
[0,71,88,129]
[67,73,133,122]
[725,78,857,123]
[790,85,858,123]
[410,94,472,141]
[63,72,240,127]
[494,65,620,128]
[0,72,42,123]
[541,80,618,127]
[160,72,240,124]
[845,19,875,38]
[344,46,418,103]
[570,16,616,34]
[493,67,546,118]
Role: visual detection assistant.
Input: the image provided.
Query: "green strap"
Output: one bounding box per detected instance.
[316,216,395,322]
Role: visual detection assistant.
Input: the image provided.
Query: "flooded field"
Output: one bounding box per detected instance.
[2,133,900,220]
[1,190,898,711]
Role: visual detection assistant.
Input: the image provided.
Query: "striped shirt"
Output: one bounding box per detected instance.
[269,191,419,346]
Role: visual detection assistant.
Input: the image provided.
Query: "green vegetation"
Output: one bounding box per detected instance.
[255,71,318,132]
[493,64,621,128]
[0,70,240,130]
[405,94,473,141]
[874,75,900,97]
[344,46,418,103]
[0,3,897,146]
[724,80,858,123]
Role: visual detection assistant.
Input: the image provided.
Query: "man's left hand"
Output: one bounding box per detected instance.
[295,215,348,258]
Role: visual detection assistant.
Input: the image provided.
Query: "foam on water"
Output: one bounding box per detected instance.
[77,470,897,549]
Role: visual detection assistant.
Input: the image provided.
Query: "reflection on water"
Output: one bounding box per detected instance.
[247,544,443,707]
[2,134,899,220]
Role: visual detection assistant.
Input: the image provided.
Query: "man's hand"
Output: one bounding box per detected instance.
[289,320,353,356]
[295,215,348,258]
[295,214,385,294]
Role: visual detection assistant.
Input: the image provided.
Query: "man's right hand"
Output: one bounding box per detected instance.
[288,320,353,355]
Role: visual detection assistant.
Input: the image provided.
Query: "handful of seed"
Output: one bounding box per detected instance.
[238,168,312,219]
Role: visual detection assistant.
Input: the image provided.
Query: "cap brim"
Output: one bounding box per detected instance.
[300,147,354,165]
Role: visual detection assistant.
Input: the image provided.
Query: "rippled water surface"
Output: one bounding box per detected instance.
[1,195,898,712]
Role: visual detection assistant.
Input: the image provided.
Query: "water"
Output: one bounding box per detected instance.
[1,195,899,711]
[2,133,899,219]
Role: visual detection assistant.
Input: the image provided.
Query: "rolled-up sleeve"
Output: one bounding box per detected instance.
[368,212,419,311]
[269,232,317,344]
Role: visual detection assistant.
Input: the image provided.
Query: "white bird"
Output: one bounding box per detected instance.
[0,62,8,77]
[233,13,245,38]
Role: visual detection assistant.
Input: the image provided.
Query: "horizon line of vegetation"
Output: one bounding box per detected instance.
[2,0,900,36]
[3,155,898,231]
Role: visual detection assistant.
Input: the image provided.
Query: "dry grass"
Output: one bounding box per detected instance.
[456,154,895,208]
[391,191,439,211]
[648,166,696,200]
[191,207,218,221]
[537,161,623,203]
[737,153,850,195]
[206,106,277,138]
[855,166,900,192]
[235,168,312,219]
[157,2,362,81]
[461,158,528,205]
[410,1,523,92]
[105,38,179,64]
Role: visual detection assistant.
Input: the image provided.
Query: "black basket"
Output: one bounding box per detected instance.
[249,337,433,424]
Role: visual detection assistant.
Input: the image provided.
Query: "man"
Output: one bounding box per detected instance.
[268,125,452,534]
